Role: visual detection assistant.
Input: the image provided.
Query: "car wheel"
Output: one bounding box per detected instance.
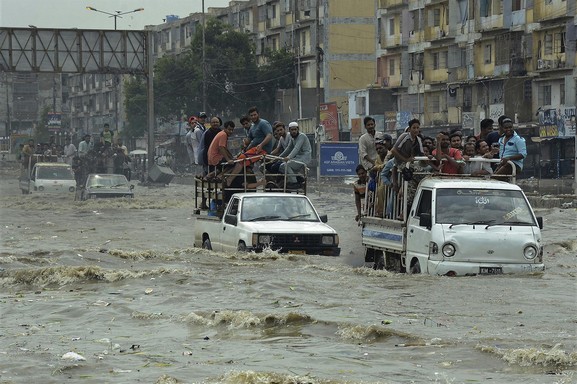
[202,238,212,250]
[409,259,421,274]
[237,241,247,252]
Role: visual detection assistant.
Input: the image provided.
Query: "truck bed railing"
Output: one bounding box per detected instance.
[362,157,517,222]
[194,155,308,214]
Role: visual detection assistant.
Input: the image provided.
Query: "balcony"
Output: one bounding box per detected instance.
[377,0,405,9]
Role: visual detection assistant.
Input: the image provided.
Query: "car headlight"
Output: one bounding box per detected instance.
[321,235,335,245]
[38,186,44,191]
[524,245,537,260]
[442,243,456,257]
[258,235,271,245]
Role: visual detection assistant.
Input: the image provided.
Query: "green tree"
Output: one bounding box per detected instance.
[126,18,297,130]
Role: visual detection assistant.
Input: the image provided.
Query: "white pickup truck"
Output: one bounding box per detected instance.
[194,192,340,256]
[19,155,76,196]
[361,160,544,276]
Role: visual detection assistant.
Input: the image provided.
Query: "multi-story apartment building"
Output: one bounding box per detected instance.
[374,0,576,133]
[147,0,376,131]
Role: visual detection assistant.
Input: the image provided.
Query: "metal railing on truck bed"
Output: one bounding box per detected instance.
[194,155,309,216]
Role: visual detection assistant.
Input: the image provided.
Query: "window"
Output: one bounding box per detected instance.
[484,44,492,64]
[433,52,440,70]
[389,59,395,76]
[416,190,432,218]
[544,33,553,55]
[411,10,421,32]
[389,18,395,35]
[480,0,492,17]
[512,0,523,11]
[560,83,565,105]
[524,80,532,101]
[539,85,552,106]
[356,96,366,115]
[554,32,565,53]
[433,9,441,27]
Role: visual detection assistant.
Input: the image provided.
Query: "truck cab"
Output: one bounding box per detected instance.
[20,155,76,195]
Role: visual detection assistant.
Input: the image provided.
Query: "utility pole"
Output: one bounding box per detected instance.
[315,0,321,127]
[202,0,207,113]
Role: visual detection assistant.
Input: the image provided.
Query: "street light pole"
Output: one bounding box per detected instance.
[86,6,144,30]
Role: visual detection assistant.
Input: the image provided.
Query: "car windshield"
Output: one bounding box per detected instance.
[37,166,74,180]
[435,188,535,226]
[241,196,318,222]
[87,175,129,188]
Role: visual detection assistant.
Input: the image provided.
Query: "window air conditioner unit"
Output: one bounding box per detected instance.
[537,59,546,70]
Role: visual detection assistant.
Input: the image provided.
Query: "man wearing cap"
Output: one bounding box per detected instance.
[495,116,526,177]
[278,122,312,188]
[358,116,379,171]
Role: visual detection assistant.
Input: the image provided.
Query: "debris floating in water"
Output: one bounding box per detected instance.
[61,351,86,361]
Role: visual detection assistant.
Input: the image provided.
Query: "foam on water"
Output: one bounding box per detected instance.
[180,310,314,330]
[477,343,577,367]
[0,265,185,287]
[213,370,384,384]
[336,323,415,343]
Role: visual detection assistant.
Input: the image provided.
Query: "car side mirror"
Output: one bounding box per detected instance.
[130,185,135,190]
[536,216,543,229]
[419,213,432,229]
[224,214,238,226]
[319,214,328,223]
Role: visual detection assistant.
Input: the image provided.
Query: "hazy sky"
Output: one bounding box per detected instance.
[0,0,231,30]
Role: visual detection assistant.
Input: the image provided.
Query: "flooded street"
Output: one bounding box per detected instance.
[0,165,576,384]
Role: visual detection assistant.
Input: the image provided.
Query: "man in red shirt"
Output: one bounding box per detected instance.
[433,131,464,174]
[207,121,235,176]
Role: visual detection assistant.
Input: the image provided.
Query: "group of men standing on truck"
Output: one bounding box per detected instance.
[354,115,527,221]
[185,106,311,191]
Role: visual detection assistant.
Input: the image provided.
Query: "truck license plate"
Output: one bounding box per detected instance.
[479,267,502,275]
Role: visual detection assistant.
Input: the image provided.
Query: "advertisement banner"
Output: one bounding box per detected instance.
[47,112,62,132]
[539,107,576,137]
[319,102,339,142]
[319,142,359,176]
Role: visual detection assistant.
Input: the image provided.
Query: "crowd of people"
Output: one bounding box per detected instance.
[185,106,311,191]
[20,123,132,187]
[353,115,527,221]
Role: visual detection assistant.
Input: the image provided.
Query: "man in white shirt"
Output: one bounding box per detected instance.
[279,122,312,188]
[358,116,379,171]
[77,135,93,157]
[63,137,77,164]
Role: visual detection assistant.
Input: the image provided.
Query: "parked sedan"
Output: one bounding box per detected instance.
[81,174,134,200]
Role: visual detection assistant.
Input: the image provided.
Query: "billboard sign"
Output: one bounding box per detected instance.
[320,102,339,141]
[319,142,359,176]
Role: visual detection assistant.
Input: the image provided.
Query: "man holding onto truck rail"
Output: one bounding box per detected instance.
[433,131,464,175]
[495,116,526,177]
[358,116,380,171]
[278,122,312,189]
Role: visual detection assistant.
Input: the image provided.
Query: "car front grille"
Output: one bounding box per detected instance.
[268,234,322,249]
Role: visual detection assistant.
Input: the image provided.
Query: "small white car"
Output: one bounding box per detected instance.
[20,162,76,195]
[81,174,134,200]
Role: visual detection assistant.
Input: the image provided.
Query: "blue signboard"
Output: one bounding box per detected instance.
[319,142,359,176]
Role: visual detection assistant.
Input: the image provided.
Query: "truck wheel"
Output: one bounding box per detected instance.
[202,238,212,250]
[237,241,247,252]
[373,252,384,270]
[409,259,421,274]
